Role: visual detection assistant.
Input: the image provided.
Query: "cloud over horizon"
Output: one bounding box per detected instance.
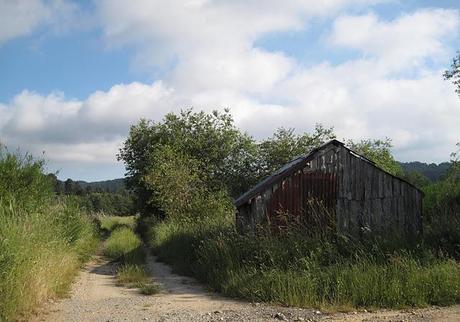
[0,0,459,180]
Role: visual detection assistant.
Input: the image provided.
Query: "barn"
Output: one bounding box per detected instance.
[235,140,423,240]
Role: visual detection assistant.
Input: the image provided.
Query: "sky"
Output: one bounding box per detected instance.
[0,0,459,181]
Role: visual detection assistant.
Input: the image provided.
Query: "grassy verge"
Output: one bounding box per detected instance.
[104,226,143,262]
[0,201,99,321]
[103,223,159,295]
[148,217,460,310]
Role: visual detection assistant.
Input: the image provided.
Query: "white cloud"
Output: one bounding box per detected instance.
[0,0,78,45]
[1,2,460,180]
[0,82,175,163]
[329,9,460,71]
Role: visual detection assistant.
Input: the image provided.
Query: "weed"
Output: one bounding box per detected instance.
[140,283,160,295]
[116,264,149,287]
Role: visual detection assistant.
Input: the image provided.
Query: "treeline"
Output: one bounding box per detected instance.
[48,176,126,195]
[399,161,452,183]
[119,109,460,309]
[47,175,135,216]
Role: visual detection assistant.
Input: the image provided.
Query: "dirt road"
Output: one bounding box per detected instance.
[35,254,460,322]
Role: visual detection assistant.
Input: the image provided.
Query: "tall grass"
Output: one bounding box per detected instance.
[423,178,460,258]
[99,215,137,233]
[102,218,159,295]
[0,147,99,321]
[0,201,98,320]
[103,227,143,263]
[148,217,460,310]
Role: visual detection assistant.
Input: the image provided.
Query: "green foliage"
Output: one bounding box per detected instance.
[100,215,137,232]
[0,149,98,321]
[104,227,143,261]
[118,109,258,211]
[420,143,460,258]
[347,138,403,176]
[402,171,431,189]
[72,192,135,215]
[143,145,234,221]
[399,161,451,182]
[0,146,53,211]
[444,52,460,97]
[258,125,335,176]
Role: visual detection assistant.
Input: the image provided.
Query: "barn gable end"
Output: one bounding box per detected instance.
[235,140,423,240]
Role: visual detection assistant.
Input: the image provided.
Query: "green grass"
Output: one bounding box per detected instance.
[0,202,99,321]
[116,264,149,287]
[115,264,160,295]
[103,227,142,261]
[103,219,160,296]
[99,215,137,232]
[140,283,161,295]
[148,218,460,310]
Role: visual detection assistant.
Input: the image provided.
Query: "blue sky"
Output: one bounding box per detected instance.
[0,0,459,181]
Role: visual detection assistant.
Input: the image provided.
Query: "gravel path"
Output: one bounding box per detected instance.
[34,254,460,322]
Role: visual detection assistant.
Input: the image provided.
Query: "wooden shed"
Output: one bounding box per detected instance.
[235,140,423,240]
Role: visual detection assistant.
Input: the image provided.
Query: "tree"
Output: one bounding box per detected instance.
[444,52,460,97]
[347,138,403,176]
[118,109,258,215]
[257,124,336,176]
[402,171,431,188]
[447,142,460,181]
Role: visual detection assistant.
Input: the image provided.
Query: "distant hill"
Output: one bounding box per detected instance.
[399,161,451,182]
[76,178,126,193]
[48,175,128,194]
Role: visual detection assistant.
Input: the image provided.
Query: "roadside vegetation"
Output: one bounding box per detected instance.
[102,215,160,295]
[100,215,138,234]
[0,147,99,321]
[120,109,460,310]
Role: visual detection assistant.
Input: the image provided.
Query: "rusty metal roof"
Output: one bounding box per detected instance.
[234,139,344,207]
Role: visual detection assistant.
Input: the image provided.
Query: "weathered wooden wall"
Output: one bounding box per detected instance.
[335,146,422,239]
[236,142,423,240]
